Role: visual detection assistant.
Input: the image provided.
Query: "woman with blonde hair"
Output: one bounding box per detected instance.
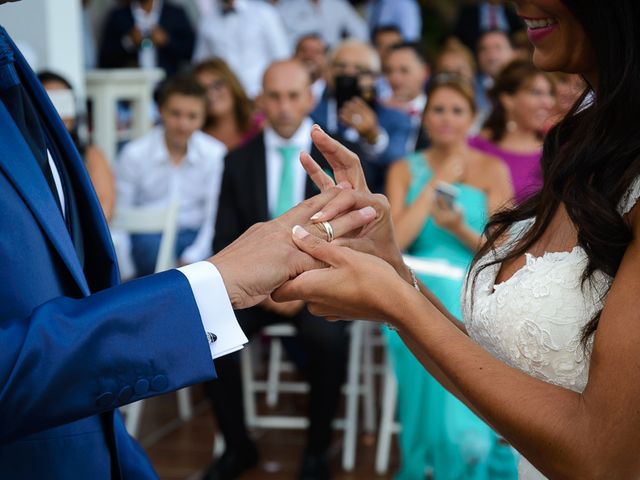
[384,73,516,480]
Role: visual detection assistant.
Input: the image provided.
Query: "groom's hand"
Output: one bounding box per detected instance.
[209,186,376,310]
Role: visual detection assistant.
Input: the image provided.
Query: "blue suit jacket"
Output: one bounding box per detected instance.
[0,27,216,479]
[311,94,412,193]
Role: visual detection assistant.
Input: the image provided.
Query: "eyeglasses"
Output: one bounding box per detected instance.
[203,78,227,93]
[332,61,375,77]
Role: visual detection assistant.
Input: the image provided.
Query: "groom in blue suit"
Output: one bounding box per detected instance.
[0,8,373,478]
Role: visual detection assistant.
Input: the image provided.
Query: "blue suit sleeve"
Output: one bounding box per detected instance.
[0,270,216,443]
[378,108,413,166]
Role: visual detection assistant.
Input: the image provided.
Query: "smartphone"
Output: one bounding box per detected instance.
[434,182,459,209]
[334,75,376,111]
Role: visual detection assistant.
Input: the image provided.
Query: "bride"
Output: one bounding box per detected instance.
[273,0,640,478]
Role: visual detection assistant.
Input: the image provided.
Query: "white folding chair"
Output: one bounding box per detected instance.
[375,255,466,474]
[238,320,376,471]
[110,202,194,438]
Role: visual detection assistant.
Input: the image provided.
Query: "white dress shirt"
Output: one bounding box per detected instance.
[276,0,368,49]
[193,0,291,98]
[264,118,314,217]
[116,126,227,264]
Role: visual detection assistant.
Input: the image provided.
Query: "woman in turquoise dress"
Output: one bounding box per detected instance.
[385,74,516,480]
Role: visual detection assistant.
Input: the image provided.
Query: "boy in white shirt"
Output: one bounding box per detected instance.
[116,74,227,277]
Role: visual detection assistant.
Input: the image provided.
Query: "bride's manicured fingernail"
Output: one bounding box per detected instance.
[360,206,376,219]
[293,225,310,239]
[310,212,324,221]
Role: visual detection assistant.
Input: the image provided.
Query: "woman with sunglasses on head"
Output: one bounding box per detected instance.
[278,1,640,478]
[38,71,115,222]
[385,73,515,479]
[469,59,556,204]
[193,58,263,151]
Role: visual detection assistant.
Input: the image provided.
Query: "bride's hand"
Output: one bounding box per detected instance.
[272,225,415,322]
[302,125,413,283]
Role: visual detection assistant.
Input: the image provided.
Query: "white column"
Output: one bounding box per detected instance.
[1,0,85,97]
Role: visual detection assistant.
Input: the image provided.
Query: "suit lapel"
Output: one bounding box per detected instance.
[252,134,270,221]
[0,101,90,295]
[1,28,119,293]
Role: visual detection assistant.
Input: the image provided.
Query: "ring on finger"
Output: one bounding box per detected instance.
[321,221,334,242]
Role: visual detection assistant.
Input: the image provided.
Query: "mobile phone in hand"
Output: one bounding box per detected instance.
[434,182,459,209]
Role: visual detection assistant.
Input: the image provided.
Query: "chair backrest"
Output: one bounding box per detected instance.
[402,254,466,281]
[110,201,179,273]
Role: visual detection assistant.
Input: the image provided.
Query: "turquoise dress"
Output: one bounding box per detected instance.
[386,152,518,480]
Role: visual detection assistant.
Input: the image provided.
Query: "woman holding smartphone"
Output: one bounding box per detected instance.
[383,74,514,479]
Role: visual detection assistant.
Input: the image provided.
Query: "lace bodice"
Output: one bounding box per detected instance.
[462,177,640,479]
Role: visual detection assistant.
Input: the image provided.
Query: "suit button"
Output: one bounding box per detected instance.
[118,386,133,403]
[134,379,149,395]
[96,392,115,408]
[151,375,168,392]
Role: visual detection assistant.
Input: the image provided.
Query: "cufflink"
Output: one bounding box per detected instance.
[207,331,218,343]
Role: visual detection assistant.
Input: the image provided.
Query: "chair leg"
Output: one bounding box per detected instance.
[177,387,193,421]
[266,337,283,407]
[362,323,377,434]
[241,345,258,428]
[376,356,398,475]
[342,321,363,472]
[123,400,144,439]
[213,431,225,459]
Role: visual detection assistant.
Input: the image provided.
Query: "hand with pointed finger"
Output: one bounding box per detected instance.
[301,126,413,284]
[209,186,377,310]
[272,226,415,324]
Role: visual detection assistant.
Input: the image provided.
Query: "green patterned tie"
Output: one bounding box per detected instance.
[273,145,299,218]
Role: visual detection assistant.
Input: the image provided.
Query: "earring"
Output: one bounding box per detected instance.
[506,120,518,132]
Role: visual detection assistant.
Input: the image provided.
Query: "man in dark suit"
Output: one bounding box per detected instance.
[99,0,195,75]
[312,39,412,193]
[453,0,523,54]
[0,8,375,477]
[203,60,352,480]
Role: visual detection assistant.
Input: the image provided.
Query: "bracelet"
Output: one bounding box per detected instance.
[386,266,420,332]
[409,267,420,292]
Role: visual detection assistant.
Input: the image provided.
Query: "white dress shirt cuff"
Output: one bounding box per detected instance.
[177,262,248,359]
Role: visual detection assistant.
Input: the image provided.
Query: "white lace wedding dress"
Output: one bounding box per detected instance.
[462,179,640,479]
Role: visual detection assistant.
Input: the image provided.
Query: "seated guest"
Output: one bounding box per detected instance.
[470,60,556,204]
[193,58,263,150]
[544,72,585,130]
[371,25,403,100]
[116,74,227,276]
[383,42,430,151]
[433,38,477,83]
[276,0,368,49]
[371,24,403,62]
[293,33,329,106]
[203,60,351,480]
[453,0,523,53]
[311,40,412,193]
[38,71,115,222]
[385,73,515,480]
[475,29,515,120]
[99,0,195,75]
[192,0,290,98]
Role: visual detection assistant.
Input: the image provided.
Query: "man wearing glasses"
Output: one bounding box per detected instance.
[311,40,412,193]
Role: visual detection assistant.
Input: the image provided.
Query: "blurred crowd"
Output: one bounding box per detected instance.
[38,1,586,479]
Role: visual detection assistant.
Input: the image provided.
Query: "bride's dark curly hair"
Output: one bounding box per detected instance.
[470,0,640,344]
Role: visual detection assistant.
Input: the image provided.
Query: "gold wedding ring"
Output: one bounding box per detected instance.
[321,221,334,242]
